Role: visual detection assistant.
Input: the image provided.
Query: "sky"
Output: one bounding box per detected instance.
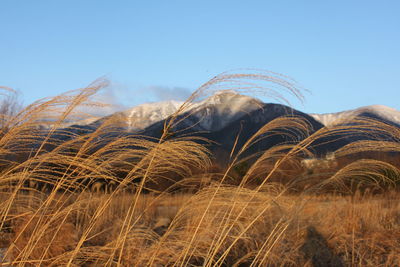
[1,0,399,114]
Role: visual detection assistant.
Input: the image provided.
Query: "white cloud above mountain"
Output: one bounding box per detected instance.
[146,85,193,102]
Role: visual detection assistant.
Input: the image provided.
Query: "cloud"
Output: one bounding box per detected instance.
[76,81,194,117]
[146,86,193,101]
[79,81,131,116]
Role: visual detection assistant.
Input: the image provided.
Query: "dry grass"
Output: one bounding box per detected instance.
[2,190,399,266]
[0,72,399,266]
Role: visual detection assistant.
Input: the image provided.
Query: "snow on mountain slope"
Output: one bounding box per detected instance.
[107,92,400,132]
[311,105,400,127]
[122,100,184,130]
[185,90,263,131]
[67,90,399,133]
[114,90,263,132]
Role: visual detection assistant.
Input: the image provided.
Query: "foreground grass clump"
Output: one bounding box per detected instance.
[1,72,400,266]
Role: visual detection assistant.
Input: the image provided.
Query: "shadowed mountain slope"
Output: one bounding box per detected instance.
[39,92,399,161]
[141,92,324,163]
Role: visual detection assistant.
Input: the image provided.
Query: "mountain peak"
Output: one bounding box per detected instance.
[201,90,261,106]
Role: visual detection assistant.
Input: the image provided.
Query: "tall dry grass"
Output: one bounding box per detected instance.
[0,71,399,266]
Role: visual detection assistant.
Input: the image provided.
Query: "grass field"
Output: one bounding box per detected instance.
[1,190,399,266]
[0,73,399,266]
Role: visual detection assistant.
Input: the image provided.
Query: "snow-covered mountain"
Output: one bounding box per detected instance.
[311,105,400,127]
[165,90,264,132]
[14,91,400,164]
[140,91,323,161]
[111,94,400,131]
[91,90,263,132]
[39,91,400,133]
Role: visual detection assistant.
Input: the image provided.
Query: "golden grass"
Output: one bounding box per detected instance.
[0,72,399,266]
[1,191,399,266]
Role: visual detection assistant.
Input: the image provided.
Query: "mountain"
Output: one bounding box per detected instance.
[34,91,399,160]
[309,105,400,155]
[311,105,400,127]
[7,91,399,193]
[141,91,324,162]
[104,97,400,133]
[43,91,322,163]
[88,90,263,132]
[38,93,400,135]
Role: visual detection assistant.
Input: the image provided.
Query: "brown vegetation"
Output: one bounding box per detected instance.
[0,72,399,266]
[2,190,399,266]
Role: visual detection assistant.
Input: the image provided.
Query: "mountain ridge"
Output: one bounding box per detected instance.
[39,91,399,131]
[310,105,400,127]
[15,90,400,167]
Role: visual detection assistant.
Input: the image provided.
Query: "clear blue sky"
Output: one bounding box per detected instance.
[1,0,399,114]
